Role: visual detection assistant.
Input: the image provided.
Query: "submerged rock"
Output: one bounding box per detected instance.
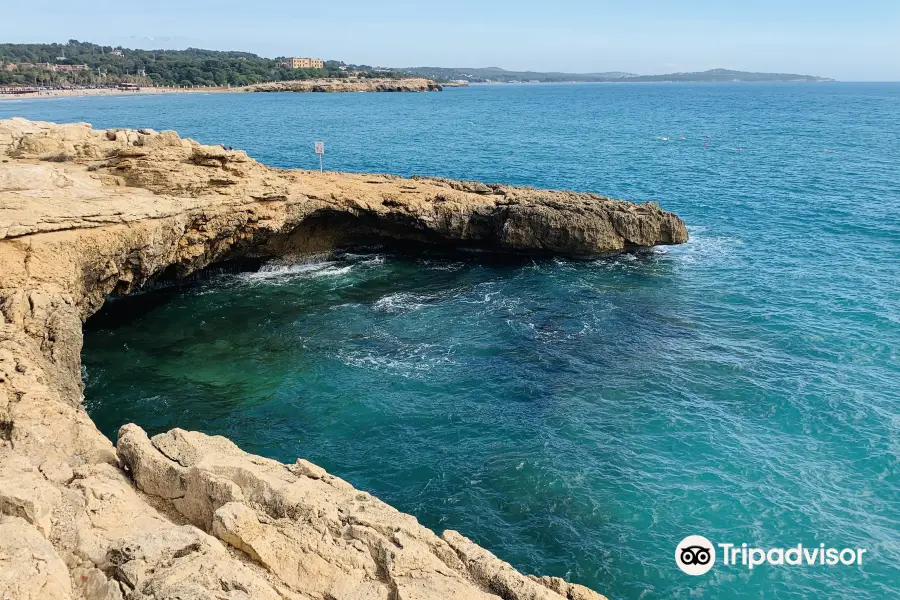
[0,118,686,599]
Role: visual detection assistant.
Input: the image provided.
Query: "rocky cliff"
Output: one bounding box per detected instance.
[0,118,687,600]
[246,78,443,93]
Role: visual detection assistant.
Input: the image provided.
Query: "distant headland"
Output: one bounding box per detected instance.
[395,66,836,84]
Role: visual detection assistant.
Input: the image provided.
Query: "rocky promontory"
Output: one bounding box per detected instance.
[0,118,687,600]
[245,78,443,93]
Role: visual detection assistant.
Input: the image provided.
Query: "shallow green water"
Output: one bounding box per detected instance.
[8,83,896,598]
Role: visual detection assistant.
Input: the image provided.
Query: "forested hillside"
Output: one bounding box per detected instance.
[0,40,403,86]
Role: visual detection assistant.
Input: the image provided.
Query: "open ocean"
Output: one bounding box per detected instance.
[4,83,897,599]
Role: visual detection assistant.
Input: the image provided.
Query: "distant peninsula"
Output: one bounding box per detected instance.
[395,66,835,83]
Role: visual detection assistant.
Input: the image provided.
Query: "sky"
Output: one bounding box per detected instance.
[2,1,898,81]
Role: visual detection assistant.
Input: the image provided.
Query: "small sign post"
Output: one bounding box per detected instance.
[315,141,324,172]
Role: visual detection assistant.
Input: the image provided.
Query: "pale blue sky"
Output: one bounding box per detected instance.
[2,1,898,80]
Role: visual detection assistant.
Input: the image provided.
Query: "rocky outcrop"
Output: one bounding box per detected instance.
[246,78,443,93]
[114,425,604,600]
[0,119,686,255]
[0,118,686,599]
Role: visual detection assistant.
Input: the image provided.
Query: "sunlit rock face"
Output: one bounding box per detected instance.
[0,117,687,599]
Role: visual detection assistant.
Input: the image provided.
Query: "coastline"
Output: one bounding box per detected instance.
[0,77,445,101]
[245,77,442,92]
[466,79,837,85]
[1,78,842,102]
[0,85,242,101]
[0,118,687,600]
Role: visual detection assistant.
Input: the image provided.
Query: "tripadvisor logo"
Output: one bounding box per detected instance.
[675,536,867,575]
[676,535,716,575]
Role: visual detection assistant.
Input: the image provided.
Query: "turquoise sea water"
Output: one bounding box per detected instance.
[4,84,898,599]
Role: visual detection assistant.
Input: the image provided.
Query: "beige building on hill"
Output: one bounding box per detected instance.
[2,62,88,73]
[56,64,90,73]
[284,57,325,70]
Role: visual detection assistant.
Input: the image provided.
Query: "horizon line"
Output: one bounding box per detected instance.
[8,39,900,81]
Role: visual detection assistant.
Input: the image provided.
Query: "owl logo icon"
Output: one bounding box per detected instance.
[676,535,716,575]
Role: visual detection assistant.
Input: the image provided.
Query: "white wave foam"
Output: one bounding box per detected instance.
[418,259,464,272]
[336,341,455,379]
[460,289,501,305]
[373,292,437,313]
[671,226,744,265]
[237,259,353,284]
[361,255,386,266]
[311,265,352,277]
[341,252,386,265]
[330,302,362,311]
[242,260,332,279]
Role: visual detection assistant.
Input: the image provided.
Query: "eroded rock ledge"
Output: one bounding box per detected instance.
[0,118,686,599]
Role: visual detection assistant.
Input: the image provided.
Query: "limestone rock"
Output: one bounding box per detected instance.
[72,567,125,600]
[290,457,328,479]
[0,118,673,600]
[0,455,62,536]
[0,516,73,600]
[105,524,286,600]
[40,457,75,484]
[442,530,608,600]
[135,129,182,149]
[0,118,687,256]
[246,78,443,93]
[116,424,605,600]
[529,575,605,600]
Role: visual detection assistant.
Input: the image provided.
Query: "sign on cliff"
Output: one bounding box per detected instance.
[315,141,324,172]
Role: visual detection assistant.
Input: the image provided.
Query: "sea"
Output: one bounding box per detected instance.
[3,83,897,599]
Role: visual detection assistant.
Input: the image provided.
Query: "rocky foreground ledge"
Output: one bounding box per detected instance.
[0,118,686,600]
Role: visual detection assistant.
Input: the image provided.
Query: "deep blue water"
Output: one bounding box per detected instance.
[4,83,898,599]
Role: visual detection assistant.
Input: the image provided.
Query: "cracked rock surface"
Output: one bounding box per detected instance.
[0,117,685,599]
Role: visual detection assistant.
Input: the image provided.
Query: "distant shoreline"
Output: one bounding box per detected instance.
[0,78,445,101]
[0,86,242,101]
[1,79,861,102]
[465,79,838,85]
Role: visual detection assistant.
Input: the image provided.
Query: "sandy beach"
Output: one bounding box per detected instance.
[0,78,447,100]
[0,85,244,101]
